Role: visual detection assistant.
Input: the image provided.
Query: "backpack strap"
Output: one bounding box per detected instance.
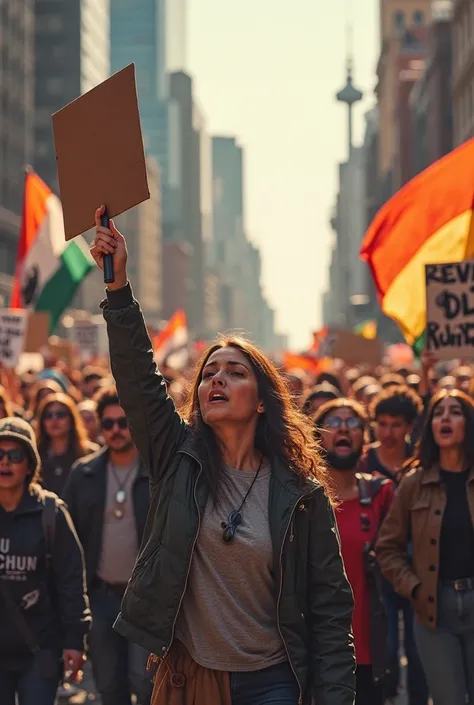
[42,494,58,566]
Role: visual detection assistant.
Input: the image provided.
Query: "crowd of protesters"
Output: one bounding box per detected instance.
[1,303,474,704]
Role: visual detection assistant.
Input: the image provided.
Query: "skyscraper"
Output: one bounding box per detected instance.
[110,0,182,229]
[34,0,110,192]
[0,0,35,292]
[211,136,244,269]
[165,0,187,72]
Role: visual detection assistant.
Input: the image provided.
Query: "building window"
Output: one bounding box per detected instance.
[413,11,424,25]
[394,10,405,31]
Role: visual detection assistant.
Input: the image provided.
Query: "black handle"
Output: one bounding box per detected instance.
[101,208,115,284]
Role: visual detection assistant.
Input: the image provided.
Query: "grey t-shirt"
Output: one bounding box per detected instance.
[175,464,287,671]
[97,459,139,585]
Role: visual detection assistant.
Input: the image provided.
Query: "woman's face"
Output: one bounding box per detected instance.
[42,402,71,439]
[198,347,263,427]
[431,397,465,449]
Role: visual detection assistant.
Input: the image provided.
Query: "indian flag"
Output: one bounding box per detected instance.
[11,171,93,331]
[360,138,474,354]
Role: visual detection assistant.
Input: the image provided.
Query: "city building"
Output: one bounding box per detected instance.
[162,240,193,320]
[168,71,206,334]
[165,0,187,72]
[410,3,453,174]
[376,0,432,178]
[110,0,182,229]
[34,0,110,192]
[0,0,35,292]
[392,30,428,189]
[452,0,474,143]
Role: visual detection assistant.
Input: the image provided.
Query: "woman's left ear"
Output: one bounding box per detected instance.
[257,401,265,414]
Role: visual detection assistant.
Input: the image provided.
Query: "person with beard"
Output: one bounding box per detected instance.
[64,387,152,705]
[313,399,394,705]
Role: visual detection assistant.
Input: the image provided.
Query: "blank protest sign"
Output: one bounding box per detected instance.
[52,63,150,240]
[425,260,474,360]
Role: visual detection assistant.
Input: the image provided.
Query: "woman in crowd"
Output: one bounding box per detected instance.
[91,208,355,705]
[36,392,98,498]
[377,388,474,705]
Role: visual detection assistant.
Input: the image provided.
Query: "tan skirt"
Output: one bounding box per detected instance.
[150,641,232,705]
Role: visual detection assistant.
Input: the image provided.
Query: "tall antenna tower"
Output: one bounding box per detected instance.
[335,13,363,157]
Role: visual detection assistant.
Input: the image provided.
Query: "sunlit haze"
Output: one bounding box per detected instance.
[189,0,379,349]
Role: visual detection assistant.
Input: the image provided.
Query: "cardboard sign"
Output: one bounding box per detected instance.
[48,336,76,369]
[52,63,150,240]
[24,312,50,353]
[0,311,28,368]
[425,260,474,360]
[322,328,383,367]
[71,320,99,356]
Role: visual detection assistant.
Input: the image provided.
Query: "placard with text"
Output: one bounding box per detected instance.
[425,260,474,360]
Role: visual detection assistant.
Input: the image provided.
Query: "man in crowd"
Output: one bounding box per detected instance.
[65,387,152,705]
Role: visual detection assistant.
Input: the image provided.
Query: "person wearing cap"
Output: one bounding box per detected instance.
[0,417,91,705]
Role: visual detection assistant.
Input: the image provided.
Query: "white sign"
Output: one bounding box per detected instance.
[0,310,28,368]
[71,320,99,355]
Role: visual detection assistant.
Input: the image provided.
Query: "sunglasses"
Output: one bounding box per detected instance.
[101,417,128,431]
[43,410,69,421]
[0,448,26,464]
[323,416,363,430]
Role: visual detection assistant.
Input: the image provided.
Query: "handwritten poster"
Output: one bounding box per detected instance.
[71,320,99,355]
[0,310,28,368]
[425,260,474,360]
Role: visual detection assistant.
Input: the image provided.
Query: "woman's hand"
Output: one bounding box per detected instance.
[90,206,128,290]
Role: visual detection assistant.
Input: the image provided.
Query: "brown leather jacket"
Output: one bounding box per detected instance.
[375,464,474,629]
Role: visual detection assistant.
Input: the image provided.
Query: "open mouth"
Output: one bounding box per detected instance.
[208,391,229,403]
[0,470,14,477]
[440,426,453,437]
[334,438,353,454]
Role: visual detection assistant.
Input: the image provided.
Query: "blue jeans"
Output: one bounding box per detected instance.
[382,578,429,704]
[229,661,300,705]
[0,650,61,705]
[88,584,153,705]
[414,584,474,705]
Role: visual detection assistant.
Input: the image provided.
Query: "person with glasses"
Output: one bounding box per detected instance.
[0,417,90,705]
[36,393,99,498]
[64,386,152,705]
[88,209,355,705]
[313,398,394,705]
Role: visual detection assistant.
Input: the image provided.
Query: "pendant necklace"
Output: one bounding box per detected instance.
[110,462,136,519]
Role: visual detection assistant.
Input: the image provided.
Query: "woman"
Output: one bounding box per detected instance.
[91,208,355,705]
[377,389,474,705]
[36,393,98,498]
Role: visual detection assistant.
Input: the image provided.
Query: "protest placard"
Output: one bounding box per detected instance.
[0,310,28,368]
[52,63,149,240]
[425,260,474,360]
[71,320,99,354]
[321,328,383,367]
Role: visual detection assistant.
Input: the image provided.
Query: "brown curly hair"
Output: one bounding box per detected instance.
[181,336,333,505]
[36,392,90,460]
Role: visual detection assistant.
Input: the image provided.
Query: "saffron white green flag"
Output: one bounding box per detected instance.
[11,171,93,331]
